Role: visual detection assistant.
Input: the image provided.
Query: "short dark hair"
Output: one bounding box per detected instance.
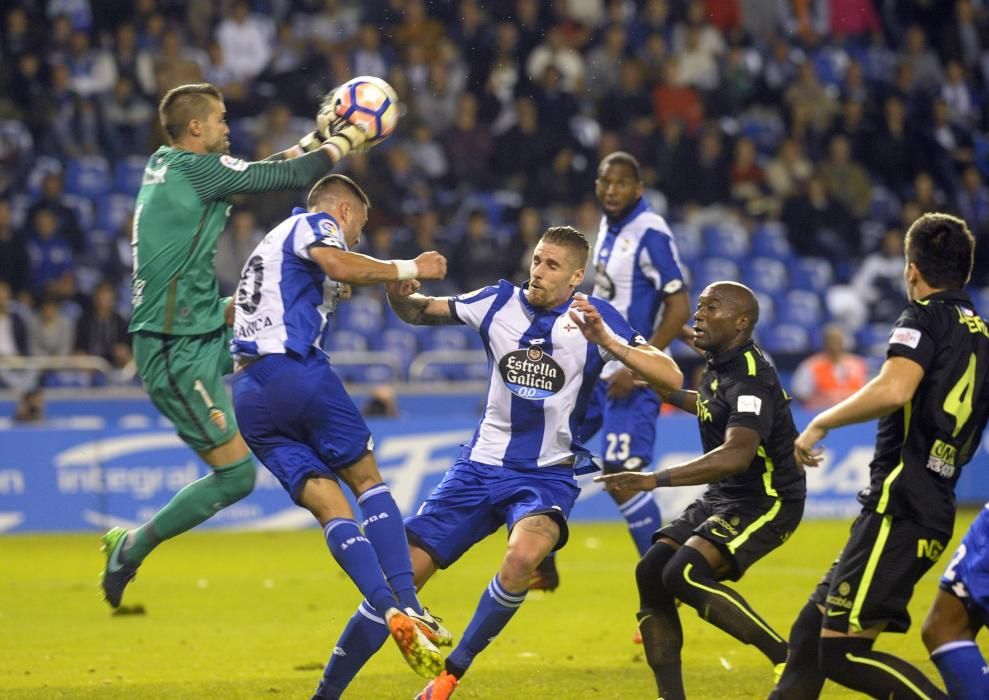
[159,83,223,141]
[598,151,642,182]
[540,225,589,267]
[307,173,371,210]
[904,212,974,290]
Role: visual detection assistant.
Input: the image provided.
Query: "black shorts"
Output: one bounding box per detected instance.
[812,509,948,634]
[656,495,804,581]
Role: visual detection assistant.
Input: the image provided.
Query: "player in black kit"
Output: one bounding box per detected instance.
[596,281,806,700]
[772,212,989,700]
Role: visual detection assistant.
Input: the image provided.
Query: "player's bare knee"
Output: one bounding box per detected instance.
[337,452,382,495]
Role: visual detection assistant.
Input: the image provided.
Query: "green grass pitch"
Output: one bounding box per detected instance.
[0,512,977,699]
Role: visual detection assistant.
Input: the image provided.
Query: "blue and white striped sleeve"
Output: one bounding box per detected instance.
[641,225,687,297]
[450,281,509,329]
[292,213,346,261]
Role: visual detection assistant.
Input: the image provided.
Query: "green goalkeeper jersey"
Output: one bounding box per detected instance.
[129,145,332,335]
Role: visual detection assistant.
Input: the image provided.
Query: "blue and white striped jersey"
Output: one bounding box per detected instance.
[450,280,647,473]
[231,207,347,361]
[592,197,686,375]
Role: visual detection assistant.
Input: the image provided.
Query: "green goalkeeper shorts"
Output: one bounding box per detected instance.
[133,326,238,453]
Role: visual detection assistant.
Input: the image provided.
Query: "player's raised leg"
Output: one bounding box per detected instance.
[337,458,450,645]
[663,536,787,667]
[315,546,441,699]
[102,331,255,608]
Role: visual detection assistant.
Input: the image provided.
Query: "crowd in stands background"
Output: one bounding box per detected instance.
[1,0,989,389]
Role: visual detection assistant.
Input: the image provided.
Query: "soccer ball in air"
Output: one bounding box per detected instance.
[332,76,399,144]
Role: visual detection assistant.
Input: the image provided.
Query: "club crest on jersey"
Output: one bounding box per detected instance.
[208,408,228,432]
[498,348,565,400]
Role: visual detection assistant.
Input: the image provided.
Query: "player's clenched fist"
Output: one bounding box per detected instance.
[413,251,447,280]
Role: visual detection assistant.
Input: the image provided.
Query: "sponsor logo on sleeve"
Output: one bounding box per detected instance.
[219,155,249,171]
[737,395,762,414]
[889,327,921,349]
[319,219,340,238]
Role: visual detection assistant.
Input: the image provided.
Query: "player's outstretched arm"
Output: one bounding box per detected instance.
[310,248,446,287]
[569,295,683,394]
[386,280,459,326]
[794,355,924,466]
[659,388,699,416]
[595,425,759,492]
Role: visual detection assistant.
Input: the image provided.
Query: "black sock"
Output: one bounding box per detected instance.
[820,636,947,699]
[637,607,685,700]
[771,601,827,700]
[636,542,685,699]
[663,546,787,665]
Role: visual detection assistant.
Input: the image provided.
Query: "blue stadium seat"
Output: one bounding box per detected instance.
[751,224,793,261]
[790,257,834,292]
[856,323,892,358]
[62,194,95,230]
[421,325,473,352]
[96,193,135,232]
[753,291,776,325]
[334,295,384,334]
[693,257,741,291]
[416,360,488,381]
[671,222,702,265]
[325,329,369,353]
[64,156,112,198]
[776,289,825,328]
[742,257,788,296]
[114,156,147,196]
[701,223,749,259]
[760,323,811,354]
[334,363,397,384]
[372,327,419,359]
[973,287,989,315]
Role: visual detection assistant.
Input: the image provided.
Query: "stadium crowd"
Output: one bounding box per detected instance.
[1,0,989,388]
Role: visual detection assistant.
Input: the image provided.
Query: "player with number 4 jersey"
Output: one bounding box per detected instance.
[773,212,989,700]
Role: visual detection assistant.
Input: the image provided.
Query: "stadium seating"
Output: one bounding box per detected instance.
[325,329,369,354]
[701,223,750,259]
[692,257,741,291]
[742,257,788,296]
[421,325,474,352]
[760,323,811,354]
[750,223,793,261]
[113,156,147,197]
[64,156,112,198]
[96,193,135,233]
[790,257,834,293]
[776,289,826,328]
[334,295,384,334]
[61,194,95,231]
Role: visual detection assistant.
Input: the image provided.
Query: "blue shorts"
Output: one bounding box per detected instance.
[405,457,581,569]
[579,379,660,472]
[940,505,989,624]
[232,352,372,503]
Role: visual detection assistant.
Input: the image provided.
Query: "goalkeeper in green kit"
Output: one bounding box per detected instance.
[100,83,370,608]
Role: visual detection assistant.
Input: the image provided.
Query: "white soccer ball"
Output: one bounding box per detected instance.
[332,76,400,144]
